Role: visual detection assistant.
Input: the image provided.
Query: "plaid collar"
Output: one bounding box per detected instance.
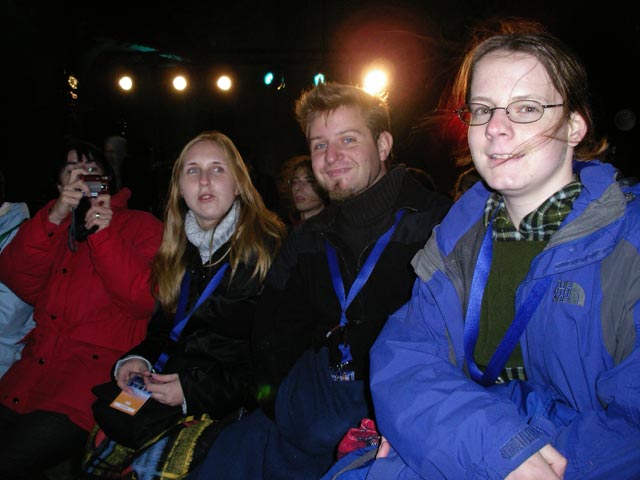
[483,177,582,241]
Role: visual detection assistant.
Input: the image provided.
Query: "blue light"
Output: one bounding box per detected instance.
[314,73,325,85]
[264,72,274,85]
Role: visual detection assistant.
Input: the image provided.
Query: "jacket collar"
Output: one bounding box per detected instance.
[109,187,132,210]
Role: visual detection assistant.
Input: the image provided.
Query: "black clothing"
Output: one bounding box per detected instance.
[125,242,264,417]
[254,165,452,402]
[0,405,86,480]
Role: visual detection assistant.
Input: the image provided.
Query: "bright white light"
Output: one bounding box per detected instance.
[363,69,388,96]
[173,75,187,91]
[217,75,232,91]
[118,76,133,91]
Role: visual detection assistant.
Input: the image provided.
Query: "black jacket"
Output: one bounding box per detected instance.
[254,165,452,402]
[125,242,263,418]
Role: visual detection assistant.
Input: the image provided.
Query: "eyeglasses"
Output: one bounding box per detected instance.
[455,100,564,126]
[288,177,316,186]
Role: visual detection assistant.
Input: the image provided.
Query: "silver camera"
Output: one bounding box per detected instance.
[81,174,110,197]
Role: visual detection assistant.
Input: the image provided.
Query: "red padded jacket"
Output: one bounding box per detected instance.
[0,188,163,431]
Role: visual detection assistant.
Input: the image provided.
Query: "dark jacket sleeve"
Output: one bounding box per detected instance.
[252,229,323,398]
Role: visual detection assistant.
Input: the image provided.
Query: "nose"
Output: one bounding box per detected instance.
[325,141,340,164]
[199,170,210,185]
[485,107,512,138]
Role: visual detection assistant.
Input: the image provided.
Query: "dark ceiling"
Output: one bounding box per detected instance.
[5,0,639,213]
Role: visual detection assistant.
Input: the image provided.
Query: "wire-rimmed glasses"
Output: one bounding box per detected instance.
[456,100,564,126]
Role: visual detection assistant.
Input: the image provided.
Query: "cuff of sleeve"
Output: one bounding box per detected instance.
[113,355,152,380]
[486,422,553,478]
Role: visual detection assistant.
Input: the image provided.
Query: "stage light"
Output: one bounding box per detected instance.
[264,72,274,85]
[67,75,78,90]
[67,75,78,100]
[118,76,133,91]
[172,75,188,91]
[362,68,388,96]
[217,75,232,91]
[314,73,325,86]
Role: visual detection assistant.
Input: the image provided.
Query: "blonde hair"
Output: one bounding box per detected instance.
[294,82,391,147]
[152,131,286,313]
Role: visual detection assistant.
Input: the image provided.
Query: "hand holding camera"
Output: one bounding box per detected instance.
[49,166,113,245]
[81,185,112,226]
[49,167,110,224]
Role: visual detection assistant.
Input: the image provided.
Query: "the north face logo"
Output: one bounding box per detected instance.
[552,280,585,306]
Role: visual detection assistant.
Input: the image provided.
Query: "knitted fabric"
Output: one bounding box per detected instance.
[184,200,239,264]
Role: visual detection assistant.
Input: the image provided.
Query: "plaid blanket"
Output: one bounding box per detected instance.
[81,413,236,480]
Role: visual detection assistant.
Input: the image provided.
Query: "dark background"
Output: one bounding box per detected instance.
[5,0,638,217]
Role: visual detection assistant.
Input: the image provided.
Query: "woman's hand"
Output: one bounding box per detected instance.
[84,193,113,232]
[144,372,185,407]
[49,168,90,225]
[376,436,391,459]
[506,444,567,480]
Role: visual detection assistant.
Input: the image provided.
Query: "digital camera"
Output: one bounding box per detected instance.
[81,174,110,197]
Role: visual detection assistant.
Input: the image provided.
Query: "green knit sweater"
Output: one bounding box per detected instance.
[474,240,546,368]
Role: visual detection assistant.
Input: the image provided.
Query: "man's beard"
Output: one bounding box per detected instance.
[328,184,356,202]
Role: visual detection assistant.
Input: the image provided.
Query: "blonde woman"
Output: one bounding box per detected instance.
[84,131,286,478]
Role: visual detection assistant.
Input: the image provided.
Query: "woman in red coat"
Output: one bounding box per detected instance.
[0,138,163,479]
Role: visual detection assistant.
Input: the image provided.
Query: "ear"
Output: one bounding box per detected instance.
[567,111,587,147]
[377,131,393,162]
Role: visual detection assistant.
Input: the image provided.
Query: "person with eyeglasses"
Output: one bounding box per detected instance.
[277,155,329,230]
[320,21,640,480]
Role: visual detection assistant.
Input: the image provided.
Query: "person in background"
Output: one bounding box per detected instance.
[277,154,328,229]
[450,165,482,201]
[332,24,640,480]
[189,81,452,480]
[83,130,286,478]
[104,135,128,192]
[0,137,163,479]
[0,170,35,380]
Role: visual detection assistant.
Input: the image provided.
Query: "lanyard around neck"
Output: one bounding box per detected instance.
[154,262,229,372]
[324,208,406,366]
[463,221,552,385]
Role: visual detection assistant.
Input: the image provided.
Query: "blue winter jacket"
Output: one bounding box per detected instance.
[369,161,640,479]
[0,202,34,379]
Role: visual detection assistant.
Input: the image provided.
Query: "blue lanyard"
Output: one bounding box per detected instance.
[463,221,552,385]
[325,209,405,366]
[154,262,229,372]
